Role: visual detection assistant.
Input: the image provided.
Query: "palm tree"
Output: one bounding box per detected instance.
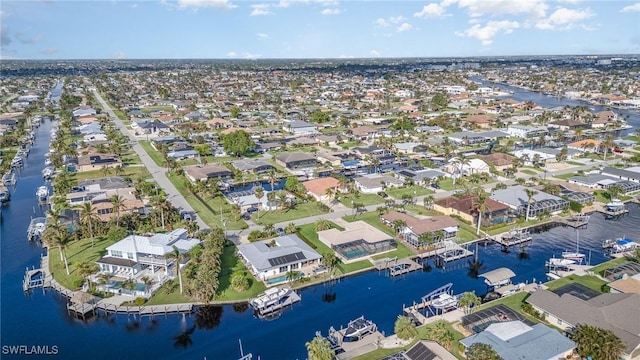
[165,245,187,294]
[324,187,334,202]
[141,275,153,294]
[391,219,407,234]
[602,133,616,160]
[394,315,417,341]
[76,261,99,290]
[76,202,99,247]
[315,219,331,231]
[524,189,538,221]
[466,343,502,360]
[473,187,489,235]
[305,335,334,360]
[230,204,241,221]
[418,232,434,249]
[571,324,625,360]
[285,222,297,234]
[263,223,275,236]
[266,191,276,210]
[110,194,125,227]
[285,270,300,284]
[42,226,71,275]
[254,186,264,209]
[266,170,278,191]
[458,291,481,315]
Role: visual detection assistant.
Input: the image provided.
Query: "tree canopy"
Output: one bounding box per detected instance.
[222,130,255,157]
[571,324,626,360]
[466,343,503,360]
[310,111,331,123]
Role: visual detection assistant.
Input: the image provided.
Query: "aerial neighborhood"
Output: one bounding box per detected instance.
[2,57,640,359]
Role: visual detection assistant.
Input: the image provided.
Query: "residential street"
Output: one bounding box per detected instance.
[91,89,210,231]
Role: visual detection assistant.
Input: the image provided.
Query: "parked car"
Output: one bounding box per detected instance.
[430,183,441,189]
[378,191,389,198]
[276,227,285,236]
[246,207,259,213]
[180,211,194,222]
[242,213,251,220]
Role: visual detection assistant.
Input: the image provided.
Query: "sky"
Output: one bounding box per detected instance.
[0,0,639,60]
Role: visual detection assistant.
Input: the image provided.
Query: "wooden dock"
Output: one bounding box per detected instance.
[23,267,44,291]
[493,230,532,247]
[553,215,589,229]
[373,257,422,277]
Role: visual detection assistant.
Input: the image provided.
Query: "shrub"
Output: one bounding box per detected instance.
[135,297,146,306]
[248,230,264,242]
[106,226,128,243]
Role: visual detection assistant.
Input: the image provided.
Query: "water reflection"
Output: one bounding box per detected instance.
[195,306,223,330]
[233,302,249,314]
[173,325,196,348]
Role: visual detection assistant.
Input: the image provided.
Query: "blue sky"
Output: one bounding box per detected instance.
[1,0,639,59]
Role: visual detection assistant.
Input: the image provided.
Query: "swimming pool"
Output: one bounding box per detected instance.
[265,274,288,285]
[342,248,369,260]
[106,280,146,292]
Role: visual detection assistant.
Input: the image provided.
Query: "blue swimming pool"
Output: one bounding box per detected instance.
[265,274,288,285]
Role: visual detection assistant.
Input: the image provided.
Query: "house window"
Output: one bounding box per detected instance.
[111,250,123,258]
[290,263,299,270]
[127,252,134,260]
[279,266,288,273]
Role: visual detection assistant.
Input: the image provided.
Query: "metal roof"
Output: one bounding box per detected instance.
[479,267,516,284]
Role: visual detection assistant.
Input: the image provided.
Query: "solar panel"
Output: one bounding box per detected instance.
[267,252,306,267]
[404,342,438,360]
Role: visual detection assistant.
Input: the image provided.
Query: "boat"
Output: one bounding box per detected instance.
[36,186,49,202]
[42,167,55,180]
[343,316,377,340]
[602,238,618,249]
[612,238,639,253]
[249,287,300,316]
[546,257,576,268]
[27,217,47,241]
[606,199,625,212]
[0,190,10,203]
[2,171,16,185]
[430,293,458,309]
[562,229,586,262]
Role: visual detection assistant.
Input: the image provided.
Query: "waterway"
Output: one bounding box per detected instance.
[2,95,640,360]
[474,78,640,134]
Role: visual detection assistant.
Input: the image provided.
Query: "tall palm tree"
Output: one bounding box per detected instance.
[285,222,297,234]
[254,186,264,209]
[141,275,153,294]
[266,170,278,191]
[43,226,71,275]
[76,261,99,290]
[76,202,99,247]
[110,194,125,227]
[473,187,489,235]
[602,133,616,160]
[571,324,625,360]
[524,189,538,221]
[165,245,187,294]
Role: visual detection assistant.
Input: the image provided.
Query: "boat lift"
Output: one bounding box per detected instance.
[420,282,459,317]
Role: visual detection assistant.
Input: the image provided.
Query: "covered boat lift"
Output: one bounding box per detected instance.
[480,267,515,288]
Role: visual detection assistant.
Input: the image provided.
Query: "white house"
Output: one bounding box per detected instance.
[237,235,322,281]
[506,125,547,138]
[282,119,317,135]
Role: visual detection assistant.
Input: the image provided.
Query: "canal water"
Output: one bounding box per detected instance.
[2,105,640,360]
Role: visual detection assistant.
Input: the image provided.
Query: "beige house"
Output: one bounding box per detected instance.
[77,153,122,173]
[317,221,396,262]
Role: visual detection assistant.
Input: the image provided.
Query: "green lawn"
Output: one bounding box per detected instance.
[167,173,247,230]
[371,241,415,261]
[438,177,456,191]
[520,169,537,176]
[121,150,142,165]
[486,218,552,236]
[593,190,631,204]
[252,202,329,225]
[456,222,479,243]
[49,236,116,290]
[141,105,175,113]
[546,274,607,292]
[404,205,442,217]
[565,161,584,166]
[352,320,465,360]
[386,186,434,199]
[72,166,151,184]
[338,193,384,208]
[217,245,266,301]
[552,172,578,180]
[145,280,193,305]
[139,140,165,166]
[589,257,629,276]
[343,211,395,236]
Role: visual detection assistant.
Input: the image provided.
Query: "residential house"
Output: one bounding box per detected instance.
[506,125,548,139]
[237,235,322,281]
[354,174,403,194]
[490,185,568,218]
[460,321,575,360]
[381,211,458,247]
[183,164,233,183]
[400,341,457,360]
[601,167,640,184]
[282,119,317,135]
[527,290,640,359]
[317,221,396,262]
[275,152,317,170]
[77,153,122,172]
[608,273,640,294]
[96,229,201,278]
[547,119,589,131]
[230,159,275,174]
[351,126,378,141]
[461,114,493,128]
[444,158,490,177]
[302,177,340,201]
[73,106,97,118]
[394,142,426,154]
[481,153,516,171]
[568,139,604,153]
[396,168,446,186]
[434,194,511,227]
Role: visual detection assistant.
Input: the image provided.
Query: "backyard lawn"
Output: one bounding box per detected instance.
[71,166,151,184]
[49,236,116,290]
[217,245,266,301]
[552,172,578,180]
[371,241,415,261]
[589,257,629,276]
[145,281,193,305]
[252,202,329,225]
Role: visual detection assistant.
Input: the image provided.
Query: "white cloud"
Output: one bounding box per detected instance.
[257,33,269,40]
[456,0,547,18]
[250,4,272,16]
[375,18,389,27]
[242,52,262,59]
[321,8,341,15]
[389,16,405,24]
[621,2,640,12]
[397,23,413,32]
[456,20,520,45]
[227,51,237,57]
[40,47,58,55]
[278,0,338,8]
[414,3,448,18]
[177,0,237,10]
[370,49,381,57]
[112,51,127,59]
[16,33,43,44]
[536,7,594,30]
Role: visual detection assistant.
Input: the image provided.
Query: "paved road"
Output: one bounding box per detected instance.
[91,89,209,231]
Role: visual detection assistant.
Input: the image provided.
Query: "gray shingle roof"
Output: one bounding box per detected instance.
[237,234,321,272]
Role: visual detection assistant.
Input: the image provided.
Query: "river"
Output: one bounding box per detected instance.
[2,94,640,360]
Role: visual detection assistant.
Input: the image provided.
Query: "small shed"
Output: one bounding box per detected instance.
[480,267,515,287]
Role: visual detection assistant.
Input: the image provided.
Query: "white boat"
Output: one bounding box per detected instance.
[42,167,55,180]
[562,229,586,262]
[249,287,299,315]
[0,190,10,203]
[431,293,458,309]
[612,238,639,253]
[606,199,625,212]
[343,316,377,339]
[546,257,576,268]
[36,186,49,202]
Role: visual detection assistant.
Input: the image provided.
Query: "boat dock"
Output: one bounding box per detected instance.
[373,257,422,277]
[22,267,44,291]
[492,228,532,247]
[402,283,460,325]
[249,287,301,317]
[553,214,589,229]
[416,240,474,263]
[27,217,47,241]
[317,317,384,360]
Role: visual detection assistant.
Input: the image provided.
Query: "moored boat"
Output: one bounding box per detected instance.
[343,316,377,340]
[249,287,300,316]
[36,186,49,202]
[606,199,625,212]
[430,293,458,309]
